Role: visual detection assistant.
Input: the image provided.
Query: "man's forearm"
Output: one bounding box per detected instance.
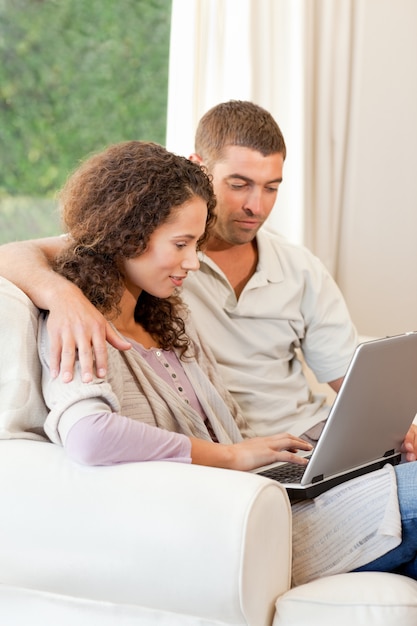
[0,236,131,382]
[0,236,72,310]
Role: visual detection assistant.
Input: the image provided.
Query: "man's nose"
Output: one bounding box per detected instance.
[243,187,263,215]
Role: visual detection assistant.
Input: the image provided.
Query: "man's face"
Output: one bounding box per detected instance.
[206,145,284,246]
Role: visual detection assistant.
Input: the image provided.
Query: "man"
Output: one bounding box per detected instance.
[0,100,416,453]
[185,101,355,438]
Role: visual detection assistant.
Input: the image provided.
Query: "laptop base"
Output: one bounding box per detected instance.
[279,454,402,502]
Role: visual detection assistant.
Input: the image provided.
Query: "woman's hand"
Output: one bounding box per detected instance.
[190,433,313,471]
[0,236,131,383]
[46,283,131,383]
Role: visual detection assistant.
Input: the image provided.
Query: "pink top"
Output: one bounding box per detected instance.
[64,341,208,465]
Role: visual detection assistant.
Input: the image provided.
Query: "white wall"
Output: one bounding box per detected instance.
[337,0,417,337]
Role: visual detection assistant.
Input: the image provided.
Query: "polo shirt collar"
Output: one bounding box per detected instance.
[256,228,284,283]
[198,228,284,286]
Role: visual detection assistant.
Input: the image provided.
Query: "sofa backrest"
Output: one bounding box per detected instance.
[0,277,48,440]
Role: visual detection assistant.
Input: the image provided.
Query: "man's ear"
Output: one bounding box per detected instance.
[189,153,204,165]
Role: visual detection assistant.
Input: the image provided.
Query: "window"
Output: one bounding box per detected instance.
[0,0,172,242]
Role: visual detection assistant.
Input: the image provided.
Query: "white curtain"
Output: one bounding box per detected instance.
[303,0,363,276]
[166,0,306,244]
[166,0,417,336]
[166,0,361,258]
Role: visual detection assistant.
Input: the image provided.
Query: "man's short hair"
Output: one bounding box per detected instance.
[195,100,286,168]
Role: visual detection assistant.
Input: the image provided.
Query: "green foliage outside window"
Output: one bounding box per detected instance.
[0,0,171,242]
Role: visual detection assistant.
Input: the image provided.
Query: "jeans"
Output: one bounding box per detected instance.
[353,461,417,578]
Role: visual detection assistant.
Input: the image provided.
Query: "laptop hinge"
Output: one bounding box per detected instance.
[312,474,324,484]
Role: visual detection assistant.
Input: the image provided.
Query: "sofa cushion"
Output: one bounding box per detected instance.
[0,277,48,440]
[273,571,417,626]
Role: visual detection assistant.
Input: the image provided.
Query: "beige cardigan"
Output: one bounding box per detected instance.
[38,310,254,447]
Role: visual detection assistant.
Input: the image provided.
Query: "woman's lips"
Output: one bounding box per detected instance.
[170,275,187,287]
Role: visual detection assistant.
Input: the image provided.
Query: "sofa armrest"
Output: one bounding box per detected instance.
[0,440,292,626]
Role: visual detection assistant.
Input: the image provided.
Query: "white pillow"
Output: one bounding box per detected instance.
[274,571,417,625]
[0,277,48,440]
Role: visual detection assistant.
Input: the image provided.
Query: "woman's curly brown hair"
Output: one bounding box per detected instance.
[54,140,216,356]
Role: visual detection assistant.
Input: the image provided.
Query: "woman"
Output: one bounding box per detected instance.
[39,140,311,470]
[38,140,417,585]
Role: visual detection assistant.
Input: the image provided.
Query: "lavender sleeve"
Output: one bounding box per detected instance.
[64,411,192,466]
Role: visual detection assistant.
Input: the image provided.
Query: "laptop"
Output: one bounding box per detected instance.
[253,331,417,501]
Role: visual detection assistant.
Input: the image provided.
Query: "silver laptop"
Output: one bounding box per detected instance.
[254,331,417,501]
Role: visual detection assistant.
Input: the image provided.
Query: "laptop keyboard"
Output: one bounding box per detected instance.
[259,461,307,484]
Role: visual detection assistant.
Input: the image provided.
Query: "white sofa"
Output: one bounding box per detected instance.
[1,277,417,626]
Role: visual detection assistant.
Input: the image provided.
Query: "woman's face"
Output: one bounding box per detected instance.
[122,196,207,299]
